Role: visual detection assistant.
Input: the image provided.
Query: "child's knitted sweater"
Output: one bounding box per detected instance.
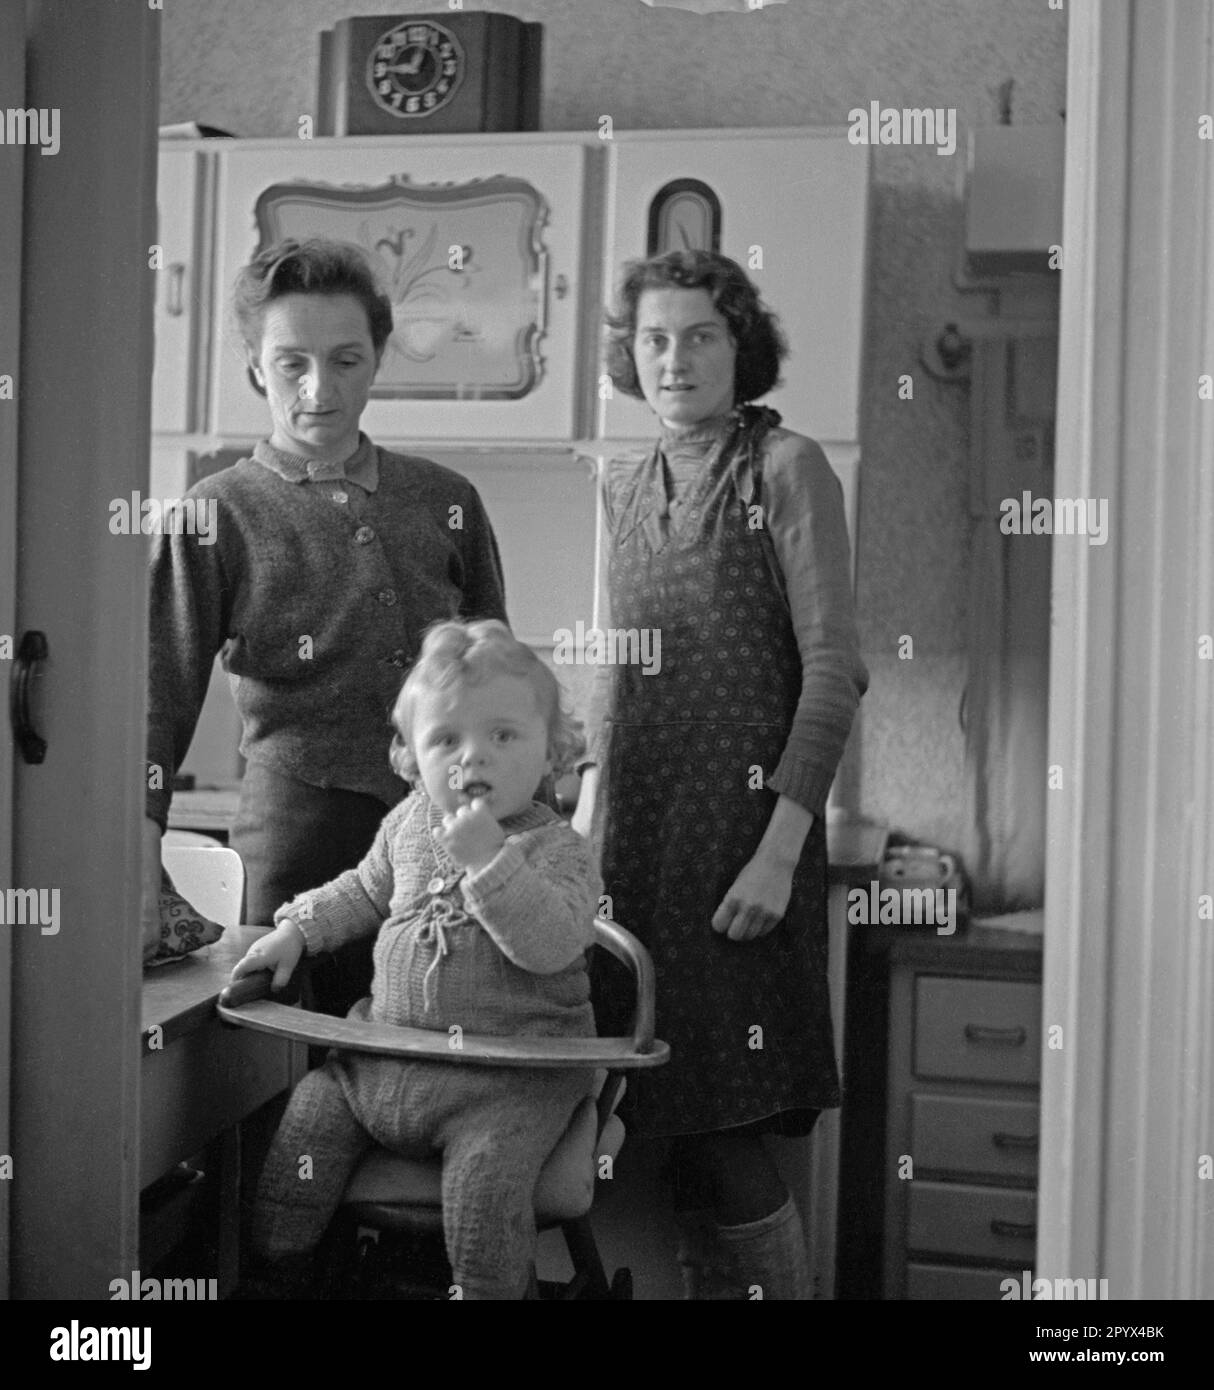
[279,792,600,1039]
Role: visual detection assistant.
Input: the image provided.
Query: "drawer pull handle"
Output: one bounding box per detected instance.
[990,1218,1036,1240]
[964,1023,1027,1047]
[992,1130,1039,1152]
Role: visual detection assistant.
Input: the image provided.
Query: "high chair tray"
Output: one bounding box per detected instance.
[218,917,669,1070]
[217,994,670,1068]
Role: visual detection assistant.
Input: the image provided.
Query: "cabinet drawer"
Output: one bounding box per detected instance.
[907,1262,1021,1300]
[910,1093,1039,1181]
[907,1181,1036,1263]
[914,976,1041,1084]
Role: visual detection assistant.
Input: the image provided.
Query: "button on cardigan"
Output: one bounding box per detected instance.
[146,435,508,826]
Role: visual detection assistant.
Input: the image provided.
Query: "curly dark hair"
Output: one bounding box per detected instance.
[604,250,788,405]
[232,238,395,395]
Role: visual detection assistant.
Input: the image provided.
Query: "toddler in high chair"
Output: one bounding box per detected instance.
[230,619,600,1299]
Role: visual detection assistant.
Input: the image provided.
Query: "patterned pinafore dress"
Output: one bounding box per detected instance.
[593,408,840,1138]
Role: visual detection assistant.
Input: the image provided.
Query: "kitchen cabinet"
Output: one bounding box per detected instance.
[150,128,867,665]
[151,150,210,434]
[148,441,192,505]
[598,131,869,444]
[880,927,1043,1298]
[154,127,868,452]
[208,139,594,444]
[422,449,598,649]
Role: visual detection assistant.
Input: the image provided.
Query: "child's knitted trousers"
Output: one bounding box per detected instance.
[253,1048,592,1299]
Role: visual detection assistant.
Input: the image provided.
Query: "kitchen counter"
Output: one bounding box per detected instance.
[170,784,890,886]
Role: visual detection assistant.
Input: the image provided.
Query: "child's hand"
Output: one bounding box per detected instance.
[230,920,305,992]
[435,798,505,873]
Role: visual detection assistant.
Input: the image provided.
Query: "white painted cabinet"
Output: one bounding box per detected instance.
[148,440,192,501]
[151,150,206,434]
[209,140,592,444]
[437,450,598,649]
[150,129,868,675]
[598,131,869,444]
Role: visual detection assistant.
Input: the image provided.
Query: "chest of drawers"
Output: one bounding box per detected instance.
[880,928,1043,1298]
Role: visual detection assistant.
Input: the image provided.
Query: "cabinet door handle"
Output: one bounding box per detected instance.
[165,262,186,317]
[990,1218,1036,1240]
[9,630,48,764]
[536,247,550,335]
[992,1130,1039,1152]
[964,1023,1027,1047]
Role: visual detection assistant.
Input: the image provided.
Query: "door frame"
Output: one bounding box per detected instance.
[1041,0,1214,1298]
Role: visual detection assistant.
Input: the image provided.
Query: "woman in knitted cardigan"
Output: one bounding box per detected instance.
[142,238,507,1009]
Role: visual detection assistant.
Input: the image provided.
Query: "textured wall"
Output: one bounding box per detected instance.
[162,0,1068,851]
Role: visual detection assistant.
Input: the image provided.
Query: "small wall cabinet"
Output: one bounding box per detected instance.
[599,131,868,444]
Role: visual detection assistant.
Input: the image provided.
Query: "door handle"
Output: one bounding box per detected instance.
[990,1218,1036,1240]
[9,630,48,764]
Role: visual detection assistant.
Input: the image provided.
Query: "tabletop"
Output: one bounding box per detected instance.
[142,925,270,1047]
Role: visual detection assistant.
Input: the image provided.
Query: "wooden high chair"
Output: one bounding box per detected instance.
[218,915,669,1300]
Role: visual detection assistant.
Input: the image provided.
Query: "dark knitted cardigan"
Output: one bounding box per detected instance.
[146,435,508,826]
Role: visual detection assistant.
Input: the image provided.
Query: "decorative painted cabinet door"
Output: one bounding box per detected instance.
[152,150,206,434]
[598,131,869,444]
[210,140,590,443]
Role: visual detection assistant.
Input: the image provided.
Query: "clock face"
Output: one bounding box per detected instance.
[647,178,722,256]
[366,20,465,119]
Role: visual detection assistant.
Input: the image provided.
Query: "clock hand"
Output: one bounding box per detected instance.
[386,51,425,77]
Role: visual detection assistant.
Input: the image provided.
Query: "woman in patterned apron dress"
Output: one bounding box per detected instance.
[574,251,867,1299]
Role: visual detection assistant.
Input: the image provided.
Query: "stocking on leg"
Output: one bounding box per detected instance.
[716,1195,811,1302]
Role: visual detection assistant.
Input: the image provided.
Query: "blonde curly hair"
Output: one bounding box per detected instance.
[389,619,585,785]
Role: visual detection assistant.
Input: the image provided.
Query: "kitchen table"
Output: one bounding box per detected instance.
[141,926,306,1295]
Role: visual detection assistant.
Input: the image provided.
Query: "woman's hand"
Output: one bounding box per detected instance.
[571,767,598,840]
[230,920,305,992]
[435,798,504,873]
[711,795,815,942]
[711,853,796,942]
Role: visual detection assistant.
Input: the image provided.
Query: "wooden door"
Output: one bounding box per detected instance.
[5,0,160,1298]
[0,0,25,1304]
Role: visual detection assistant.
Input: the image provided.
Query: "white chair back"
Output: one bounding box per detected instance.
[161,843,244,928]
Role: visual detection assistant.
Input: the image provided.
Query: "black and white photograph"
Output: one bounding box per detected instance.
[0,0,1210,1366]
